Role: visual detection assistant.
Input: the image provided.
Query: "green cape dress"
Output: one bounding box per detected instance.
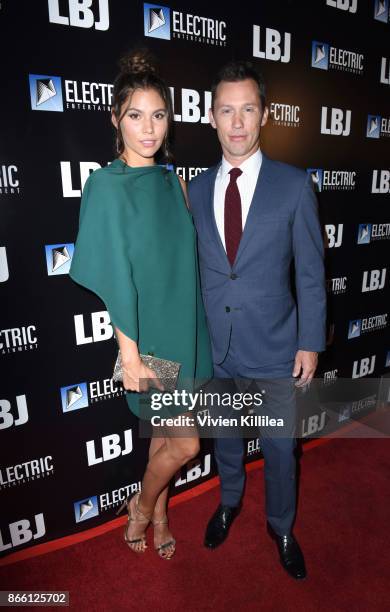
[69,159,212,419]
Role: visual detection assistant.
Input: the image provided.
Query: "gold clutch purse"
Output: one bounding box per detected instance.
[112,350,181,393]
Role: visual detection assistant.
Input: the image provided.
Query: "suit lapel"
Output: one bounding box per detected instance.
[205,163,230,266]
[234,153,275,266]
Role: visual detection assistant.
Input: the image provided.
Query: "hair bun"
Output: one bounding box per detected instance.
[119,49,158,76]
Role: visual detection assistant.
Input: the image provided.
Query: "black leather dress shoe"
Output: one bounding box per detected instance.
[267,524,307,580]
[204,504,240,549]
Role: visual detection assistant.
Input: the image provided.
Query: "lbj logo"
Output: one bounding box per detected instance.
[74,311,113,345]
[352,355,376,378]
[326,0,358,12]
[371,169,390,192]
[29,74,63,112]
[380,57,390,84]
[86,429,133,465]
[348,319,361,339]
[325,224,343,248]
[321,107,351,136]
[253,26,291,63]
[48,0,109,30]
[311,42,329,70]
[144,3,171,40]
[0,514,46,552]
[175,454,211,486]
[362,269,386,292]
[0,395,29,430]
[302,412,326,437]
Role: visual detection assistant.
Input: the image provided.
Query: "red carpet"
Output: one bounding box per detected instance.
[1,438,389,611]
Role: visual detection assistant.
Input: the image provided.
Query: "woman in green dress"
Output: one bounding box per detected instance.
[69,51,212,559]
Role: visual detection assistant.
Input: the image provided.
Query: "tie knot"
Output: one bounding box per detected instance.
[229,167,242,182]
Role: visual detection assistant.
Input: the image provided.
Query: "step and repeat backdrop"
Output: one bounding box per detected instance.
[1,0,390,559]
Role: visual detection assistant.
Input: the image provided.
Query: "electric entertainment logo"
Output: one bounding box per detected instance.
[60,383,89,412]
[357,223,390,243]
[74,496,99,523]
[366,114,390,138]
[0,165,20,195]
[144,3,170,39]
[29,75,63,112]
[74,481,141,521]
[326,277,347,294]
[348,314,387,339]
[143,3,227,46]
[0,326,38,355]
[0,456,54,490]
[29,74,112,112]
[60,378,124,412]
[348,319,361,339]
[269,102,300,127]
[308,168,356,191]
[311,41,364,74]
[45,244,74,275]
[374,0,389,22]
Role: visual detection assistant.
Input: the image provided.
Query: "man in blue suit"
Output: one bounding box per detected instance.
[188,61,326,580]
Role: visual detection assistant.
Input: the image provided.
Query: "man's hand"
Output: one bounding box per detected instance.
[292,350,318,387]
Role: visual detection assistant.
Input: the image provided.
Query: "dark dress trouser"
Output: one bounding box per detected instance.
[212,329,297,536]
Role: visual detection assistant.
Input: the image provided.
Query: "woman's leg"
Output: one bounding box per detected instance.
[126,415,199,545]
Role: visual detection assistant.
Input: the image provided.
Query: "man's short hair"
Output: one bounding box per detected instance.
[211,60,266,110]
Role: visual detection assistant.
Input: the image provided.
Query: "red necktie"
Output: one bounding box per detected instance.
[224,167,243,266]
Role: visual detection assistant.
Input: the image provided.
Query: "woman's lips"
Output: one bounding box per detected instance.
[140,140,157,147]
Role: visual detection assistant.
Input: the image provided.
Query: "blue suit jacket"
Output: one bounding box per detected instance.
[188,153,327,369]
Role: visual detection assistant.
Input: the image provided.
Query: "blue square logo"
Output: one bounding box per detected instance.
[348,319,361,339]
[338,405,351,422]
[357,224,372,244]
[307,168,323,192]
[74,496,99,523]
[386,351,390,367]
[45,243,74,275]
[29,74,63,112]
[374,0,389,22]
[366,114,381,138]
[61,383,89,412]
[311,41,329,70]
[144,3,171,39]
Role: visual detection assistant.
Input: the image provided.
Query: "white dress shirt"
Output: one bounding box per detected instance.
[214,149,262,250]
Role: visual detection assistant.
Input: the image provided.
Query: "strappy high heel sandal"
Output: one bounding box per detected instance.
[152,517,176,560]
[116,491,150,553]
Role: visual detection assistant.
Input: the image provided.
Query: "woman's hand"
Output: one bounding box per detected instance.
[122,356,165,393]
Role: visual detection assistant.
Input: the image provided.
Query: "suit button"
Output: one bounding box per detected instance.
[230,273,238,280]
[225,306,231,313]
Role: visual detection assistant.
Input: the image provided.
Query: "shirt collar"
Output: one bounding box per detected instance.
[220,148,262,179]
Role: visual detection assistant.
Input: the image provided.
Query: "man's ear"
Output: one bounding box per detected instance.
[111,109,118,129]
[209,108,217,129]
[260,105,269,127]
